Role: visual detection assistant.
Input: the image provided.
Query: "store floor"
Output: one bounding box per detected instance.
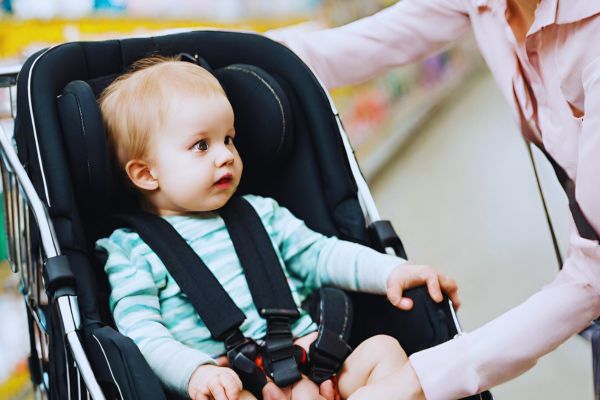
[369,71,592,399]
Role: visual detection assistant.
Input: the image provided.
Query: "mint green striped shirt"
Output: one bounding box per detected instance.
[96,195,403,396]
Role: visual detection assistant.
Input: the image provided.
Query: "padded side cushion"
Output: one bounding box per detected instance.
[215,64,294,171]
[57,80,113,226]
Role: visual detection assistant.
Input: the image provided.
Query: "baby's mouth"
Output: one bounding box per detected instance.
[215,173,233,188]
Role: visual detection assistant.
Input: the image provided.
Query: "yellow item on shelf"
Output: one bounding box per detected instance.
[0,361,30,399]
[0,17,305,59]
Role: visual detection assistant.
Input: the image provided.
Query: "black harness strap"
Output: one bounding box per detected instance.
[108,199,352,393]
[110,213,247,339]
[536,145,599,243]
[221,197,302,387]
[221,196,299,312]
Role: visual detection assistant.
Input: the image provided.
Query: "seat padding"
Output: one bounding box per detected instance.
[216,64,294,171]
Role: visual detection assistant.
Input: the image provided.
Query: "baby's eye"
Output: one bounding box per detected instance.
[225,135,234,145]
[192,139,209,152]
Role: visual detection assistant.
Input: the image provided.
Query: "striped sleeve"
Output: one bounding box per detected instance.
[251,196,405,294]
[96,231,216,398]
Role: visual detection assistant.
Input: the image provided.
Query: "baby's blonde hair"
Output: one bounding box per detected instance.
[99,55,226,168]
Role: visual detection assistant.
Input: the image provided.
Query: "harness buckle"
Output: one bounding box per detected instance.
[260,309,303,387]
[224,330,266,398]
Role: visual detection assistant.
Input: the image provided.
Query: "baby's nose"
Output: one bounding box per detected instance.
[215,147,235,166]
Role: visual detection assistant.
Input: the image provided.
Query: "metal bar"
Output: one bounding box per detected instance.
[59,296,106,400]
[312,75,382,225]
[1,159,17,272]
[0,123,59,257]
[0,122,106,400]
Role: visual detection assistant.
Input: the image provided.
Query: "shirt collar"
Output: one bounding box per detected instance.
[528,0,557,35]
[528,0,600,34]
[555,0,600,25]
[474,0,600,34]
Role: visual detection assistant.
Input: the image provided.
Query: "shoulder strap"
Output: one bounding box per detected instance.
[535,145,599,242]
[220,196,302,386]
[108,212,246,341]
[220,196,299,316]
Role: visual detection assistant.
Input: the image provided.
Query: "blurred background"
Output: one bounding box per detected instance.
[0,0,593,398]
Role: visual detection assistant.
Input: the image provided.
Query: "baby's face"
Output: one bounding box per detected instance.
[146,92,243,215]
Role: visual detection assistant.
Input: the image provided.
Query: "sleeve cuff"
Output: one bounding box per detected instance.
[163,348,217,398]
[356,251,406,294]
[409,334,479,400]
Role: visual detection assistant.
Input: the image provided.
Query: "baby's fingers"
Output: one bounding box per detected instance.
[220,372,242,400]
[387,281,413,310]
[208,380,228,400]
[439,274,460,309]
[424,271,443,303]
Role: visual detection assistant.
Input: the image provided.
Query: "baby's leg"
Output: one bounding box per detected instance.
[337,335,408,399]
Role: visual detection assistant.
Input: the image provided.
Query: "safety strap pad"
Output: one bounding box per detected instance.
[307,288,353,383]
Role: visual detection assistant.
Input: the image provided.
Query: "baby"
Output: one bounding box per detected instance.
[96,56,459,400]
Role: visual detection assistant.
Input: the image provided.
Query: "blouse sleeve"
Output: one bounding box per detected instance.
[267,0,471,89]
[408,56,600,400]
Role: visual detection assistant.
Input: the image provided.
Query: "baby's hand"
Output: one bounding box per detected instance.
[188,364,243,400]
[386,264,460,311]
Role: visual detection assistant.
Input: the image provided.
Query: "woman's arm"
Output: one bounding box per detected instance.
[268,0,471,89]
[407,57,600,400]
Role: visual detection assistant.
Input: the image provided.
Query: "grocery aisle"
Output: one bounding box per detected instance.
[369,71,592,399]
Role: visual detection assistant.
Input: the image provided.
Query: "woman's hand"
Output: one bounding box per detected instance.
[386,264,460,311]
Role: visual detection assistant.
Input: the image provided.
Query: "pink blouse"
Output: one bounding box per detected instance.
[269,1,600,398]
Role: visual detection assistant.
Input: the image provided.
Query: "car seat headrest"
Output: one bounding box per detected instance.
[57,80,137,234]
[215,64,294,171]
[55,63,294,229]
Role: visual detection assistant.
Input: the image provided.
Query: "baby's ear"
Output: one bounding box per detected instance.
[125,159,158,191]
